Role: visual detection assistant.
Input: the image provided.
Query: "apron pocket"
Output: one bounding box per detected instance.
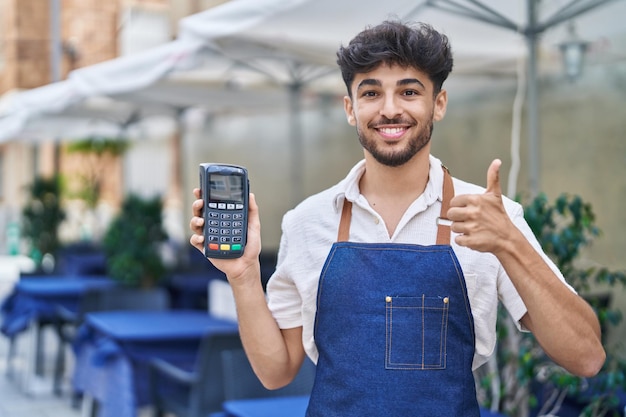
[385,295,449,370]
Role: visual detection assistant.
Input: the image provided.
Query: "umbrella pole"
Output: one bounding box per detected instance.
[289,82,304,206]
[527,0,541,198]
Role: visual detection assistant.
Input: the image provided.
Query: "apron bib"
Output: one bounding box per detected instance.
[306,169,480,417]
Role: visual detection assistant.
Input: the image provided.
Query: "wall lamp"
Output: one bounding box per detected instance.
[559,21,590,81]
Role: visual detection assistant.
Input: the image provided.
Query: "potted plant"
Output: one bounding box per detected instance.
[21,175,66,272]
[102,193,169,288]
[476,193,626,417]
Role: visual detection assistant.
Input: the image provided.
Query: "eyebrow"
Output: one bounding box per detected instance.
[356,77,426,91]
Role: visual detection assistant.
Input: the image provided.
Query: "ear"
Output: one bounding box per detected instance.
[343,96,356,126]
[433,89,448,122]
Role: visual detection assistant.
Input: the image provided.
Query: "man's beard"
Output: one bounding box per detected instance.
[356,116,434,167]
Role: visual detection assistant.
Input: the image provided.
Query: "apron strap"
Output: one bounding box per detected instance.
[338,199,353,242]
[337,166,455,244]
[436,166,454,245]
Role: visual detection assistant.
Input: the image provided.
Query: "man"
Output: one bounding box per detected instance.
[190,20,604,416]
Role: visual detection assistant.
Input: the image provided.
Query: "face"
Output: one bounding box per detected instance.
[344,63,447,167]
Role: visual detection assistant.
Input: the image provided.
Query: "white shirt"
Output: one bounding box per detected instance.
[266,155,571,370]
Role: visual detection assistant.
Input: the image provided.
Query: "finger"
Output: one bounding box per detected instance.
[191,198,204,216]
[189,233,204,252]
[193,187,200,199]
[247,193,260,230]
[486,159,502,198]
[189,213,204,230]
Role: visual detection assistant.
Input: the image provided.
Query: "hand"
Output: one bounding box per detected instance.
[189,189,262,281]
[447,159,514,254]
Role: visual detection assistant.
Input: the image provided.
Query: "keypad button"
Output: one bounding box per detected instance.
[205,208,245,257]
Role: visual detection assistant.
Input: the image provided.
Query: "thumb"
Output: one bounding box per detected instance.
[486,159,502,198]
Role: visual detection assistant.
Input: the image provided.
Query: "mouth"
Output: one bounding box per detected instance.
[377,126,407,138]
[374,125,411,142]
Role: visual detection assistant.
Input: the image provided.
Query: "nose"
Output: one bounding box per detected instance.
[379,94,403,119]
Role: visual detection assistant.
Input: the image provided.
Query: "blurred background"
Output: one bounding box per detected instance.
[0,0,625,368]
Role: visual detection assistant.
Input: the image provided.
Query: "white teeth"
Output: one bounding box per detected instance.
[379,127,404,134]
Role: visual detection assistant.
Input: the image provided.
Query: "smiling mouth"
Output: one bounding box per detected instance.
[376,126,408,140]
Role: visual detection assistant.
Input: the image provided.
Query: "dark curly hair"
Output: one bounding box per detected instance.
[336,20,453,97]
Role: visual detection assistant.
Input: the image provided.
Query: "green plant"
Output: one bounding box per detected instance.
[65,137,129,208]
[479,193,626,417]
[21,175,66,267]
[102,193,168,288]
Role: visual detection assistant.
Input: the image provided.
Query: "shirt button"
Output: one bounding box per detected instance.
[374,217,380,224]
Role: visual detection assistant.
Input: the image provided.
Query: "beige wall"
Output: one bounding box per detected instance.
[0,0,51,92]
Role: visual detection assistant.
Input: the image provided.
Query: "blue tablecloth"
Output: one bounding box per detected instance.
[223,395,310,417]
[0,276,116,337]
[72,310,238,417]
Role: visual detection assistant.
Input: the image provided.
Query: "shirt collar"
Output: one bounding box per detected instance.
[331,155,446,212]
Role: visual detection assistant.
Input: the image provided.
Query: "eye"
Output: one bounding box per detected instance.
[361,90,379,98]
[402,89,420,97]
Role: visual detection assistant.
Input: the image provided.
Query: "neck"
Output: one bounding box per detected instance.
[360,151,431,200]
[358,151,431,238]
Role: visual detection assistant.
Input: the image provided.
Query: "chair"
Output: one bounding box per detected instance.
[221,348,316,401]
[213,349,316,417]
[90,286,170,311]
[53,286,170,397]
[150,331,243,417]
[1,276,69,382]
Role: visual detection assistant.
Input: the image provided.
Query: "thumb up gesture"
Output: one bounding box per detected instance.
[447,159,513,254]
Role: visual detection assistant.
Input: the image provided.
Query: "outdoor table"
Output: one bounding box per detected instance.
[72,310,238,417]
[0,275,116,393]
[0,276,116,338]
[222,395,310,417]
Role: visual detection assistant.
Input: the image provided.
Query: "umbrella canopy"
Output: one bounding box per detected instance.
[3,0,625,141]
[0,37,205,141]
[179,0,625,78]
[1,0,624,198]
